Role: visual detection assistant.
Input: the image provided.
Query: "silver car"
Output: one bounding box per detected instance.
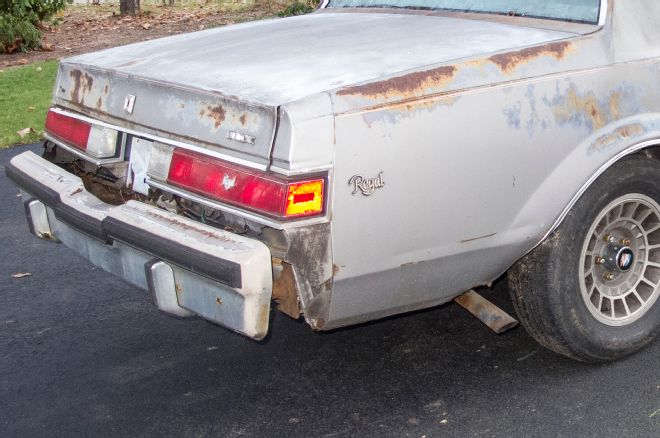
[7,0,659,362]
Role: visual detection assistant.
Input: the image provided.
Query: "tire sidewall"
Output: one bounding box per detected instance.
[553,157,660,360]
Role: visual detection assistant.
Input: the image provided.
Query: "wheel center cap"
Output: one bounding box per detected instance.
[615,247,634,272]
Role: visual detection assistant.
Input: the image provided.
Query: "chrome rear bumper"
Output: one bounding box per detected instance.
[6,151,273,339]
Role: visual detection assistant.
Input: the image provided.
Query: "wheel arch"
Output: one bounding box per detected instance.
[543,138,660,241]
[511,116,660,256]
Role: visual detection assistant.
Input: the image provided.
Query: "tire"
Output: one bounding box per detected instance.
[508,155,660,362]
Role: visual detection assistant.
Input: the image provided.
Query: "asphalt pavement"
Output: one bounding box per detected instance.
[1,144,659,438]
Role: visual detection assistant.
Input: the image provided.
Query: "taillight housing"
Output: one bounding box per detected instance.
[45,109,118,159]
[166,148,325,220]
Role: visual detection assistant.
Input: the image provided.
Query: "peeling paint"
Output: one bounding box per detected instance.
[361,95,460,126]
[553,86,614,130]
[591,124,646,152]
[503,101,522,130]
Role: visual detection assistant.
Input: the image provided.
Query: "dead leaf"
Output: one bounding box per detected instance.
[41,43,54,52]
[16,128,36,139]
[27,107,35,112]
[16,192,22,198]
[12,273,32,278]
[36,67,42,72]
[141,23,151,30]
[17,58,28,65]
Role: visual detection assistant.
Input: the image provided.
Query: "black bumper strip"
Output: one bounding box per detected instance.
[6,160,242,288]
[6,161,108,242]
[104,217,242,289]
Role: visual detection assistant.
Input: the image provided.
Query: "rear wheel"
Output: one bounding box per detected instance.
[508,155,660,362]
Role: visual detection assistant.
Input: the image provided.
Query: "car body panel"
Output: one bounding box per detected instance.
[8,0,660,335]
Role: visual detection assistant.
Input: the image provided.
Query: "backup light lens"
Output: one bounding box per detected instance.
[166,148,325,220]
[45,109,118,158]
[86,126,119,158]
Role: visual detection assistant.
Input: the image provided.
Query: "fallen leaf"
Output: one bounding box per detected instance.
[41,43,54,52]
[17,58,28,65]
[0,70,4,73]
[16,192,22,198]
[12,273,32,278]
[141,23,151,30]
[16,128,36,139]
[27,106,35,112]
[36,66,42,72]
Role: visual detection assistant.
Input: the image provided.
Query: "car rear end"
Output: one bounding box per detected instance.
[6,60,334,340]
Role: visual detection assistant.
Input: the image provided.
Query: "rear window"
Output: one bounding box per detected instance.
[327,0,603,24]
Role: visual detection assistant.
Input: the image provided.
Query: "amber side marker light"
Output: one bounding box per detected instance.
[166,148,325,220]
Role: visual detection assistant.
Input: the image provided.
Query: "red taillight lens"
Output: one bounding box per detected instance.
[45,110,91,151]
[167,149,325,220]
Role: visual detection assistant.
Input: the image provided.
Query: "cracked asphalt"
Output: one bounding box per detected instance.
[1,145,659,437]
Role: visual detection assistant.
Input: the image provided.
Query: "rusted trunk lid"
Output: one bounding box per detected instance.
[53,11,577,166]
[54,62,277,167]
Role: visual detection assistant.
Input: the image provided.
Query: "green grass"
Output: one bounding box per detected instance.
[0,60,58,148]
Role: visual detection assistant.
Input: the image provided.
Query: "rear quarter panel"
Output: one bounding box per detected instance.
[324,1,660,328]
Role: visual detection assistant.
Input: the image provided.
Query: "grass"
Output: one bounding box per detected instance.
[0,60,58,148]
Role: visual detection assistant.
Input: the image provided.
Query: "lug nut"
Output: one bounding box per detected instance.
[620,238,631,246]
[603,272,615,281]
[594,256,604,265]
[604,234,615,243]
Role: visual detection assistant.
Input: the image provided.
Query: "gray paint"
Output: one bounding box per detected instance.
[21,0,660,332]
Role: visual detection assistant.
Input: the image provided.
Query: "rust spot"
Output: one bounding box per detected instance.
[609,92,622,120]
[272,263,300,319]
[206,105,226,128]
[103,84,109,95]
[69,69,94,105]
[554,87,608,130]
[489,41,573,73]
[592,124,645,151]
[332,264,340,275]
[337,65,457,99]
[96,96,103,109]
[239,114,247,126]
[70,187,83,196]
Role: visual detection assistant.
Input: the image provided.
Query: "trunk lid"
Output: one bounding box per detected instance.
[54,11,575,166]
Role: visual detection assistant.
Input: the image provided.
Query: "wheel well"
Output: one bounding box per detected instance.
[629,143,660,161]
